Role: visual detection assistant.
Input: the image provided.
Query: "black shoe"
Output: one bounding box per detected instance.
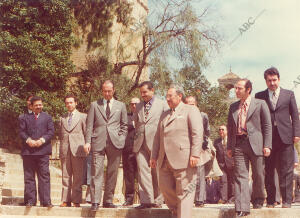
[253,203,263,209]
[103,203,118,208]
[25,202,36,207]
[236,211,250,217]
[194,201,204,207]
[91,203,99,212]
[122,200,133,206]
[151,203,162,208]
[135,203,152,209]
[43,203,54,208]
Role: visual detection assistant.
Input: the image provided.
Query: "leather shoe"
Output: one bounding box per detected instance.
[43,203,54,208]
[266,204,275,208]
[73,203,80,207]
[152,203,162,208]
[91,203,99,212]
[135,203,152,209]
[103,203,118,208]
[122,200,133,206]
[253,203,263,209]
[282,203,291,208]
[218,199,227,204]
[25,202,36,207]
[60,202,71,207]
[194,201,204,207]
[236,211,250,217]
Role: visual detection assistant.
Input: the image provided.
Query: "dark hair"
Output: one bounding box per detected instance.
[138,81,154,90]
[239,79,252,94]
[64,94,77,103]
[264,67,280,80]
[102,80,114,89]
[26,95,33,101]
[30,96,43,105]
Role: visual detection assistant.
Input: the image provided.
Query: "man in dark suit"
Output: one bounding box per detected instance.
[185,95,210,207]
[122,97,140,206]
[84,80,128,211]
[205,177,221,204]
[19,96,55,207]
[227,79,272,217]
[255,67,300,208]
[214,125,234,204]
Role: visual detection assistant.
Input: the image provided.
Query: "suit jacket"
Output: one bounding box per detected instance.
[85,99,128,151]
[227,97,272,156]
[59,111,87,158]
[133,97,168,153]
[152,102,203,169]
[19,111,54,156]
[124,113,135,153]
[201,112,210,138]
[255,88,300,145]
[214,137,234,170]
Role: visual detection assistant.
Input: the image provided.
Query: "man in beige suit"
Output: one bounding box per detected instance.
[59,94,87,207]
[133,81,168,209]
[150,84,204,218]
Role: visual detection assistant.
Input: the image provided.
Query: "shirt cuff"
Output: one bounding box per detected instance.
[26,137,32,143]
[40,138,46,144]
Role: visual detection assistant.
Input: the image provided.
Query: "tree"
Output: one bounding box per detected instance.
[0,0,74,149]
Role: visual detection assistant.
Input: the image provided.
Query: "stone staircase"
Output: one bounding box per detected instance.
[0,149,63,205]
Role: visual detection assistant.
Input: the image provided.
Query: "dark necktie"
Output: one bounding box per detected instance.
[106,100,111,118]
[68,113,73,127]
[144,101,151,120]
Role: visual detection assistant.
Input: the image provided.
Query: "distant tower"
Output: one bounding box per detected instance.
[218,67,240,90]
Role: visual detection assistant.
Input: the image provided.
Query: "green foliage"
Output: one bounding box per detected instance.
[0,0,74,148]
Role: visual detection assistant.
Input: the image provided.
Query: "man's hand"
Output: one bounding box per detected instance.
[227,149,232,158]
[294,137,300,143]
[150,159,157,168]
[35,139,43,147]
[263,147,271,157]
[27,139,36,147]
[189,156,199,168]
[84,143,91,154]
[294,162,299,168]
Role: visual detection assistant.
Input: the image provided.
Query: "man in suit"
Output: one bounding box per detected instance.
[84,80,128,211]
[59,94,87,207]
[19,96,54,207]
[133,81,167,209]
[122,97,140,206]
[255,67,300,208]
[185,95,210,207]
[214,125,234,204]
[227,79,272,217]
[205,177,221,204]
[150,84,204,218]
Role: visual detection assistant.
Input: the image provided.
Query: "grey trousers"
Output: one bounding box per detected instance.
[61,148,85,203]
[136,143,163,204]
[194,164,206,203]
[234,138,265,212]
[90,141,122,204]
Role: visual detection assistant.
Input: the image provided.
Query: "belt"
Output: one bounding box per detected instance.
[236,134,248,140]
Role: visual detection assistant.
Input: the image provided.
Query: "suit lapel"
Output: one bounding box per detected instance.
[164,102,183,127]
[144,98,156,123]
[274,88,284,110]
[264,89,274,111]
[246,97,257,121]
[96,99,107,121]
[69,112,80,131]
[232,102,240,125]
[108,100,117,119]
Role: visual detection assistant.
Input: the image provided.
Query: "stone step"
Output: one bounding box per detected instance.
[3,180,62,190]
[4,168,62,178]
[1,196,62,205]
[4,174,62,182]
[2,188,63,198]
[1,204,300,218]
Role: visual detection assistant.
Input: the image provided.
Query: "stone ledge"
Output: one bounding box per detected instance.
[1,204,300,218]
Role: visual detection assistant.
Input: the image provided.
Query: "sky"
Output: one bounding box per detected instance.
[194,0,300,104]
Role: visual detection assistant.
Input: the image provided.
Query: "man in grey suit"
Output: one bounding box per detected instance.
[150,84,204,218]
[84,80,128,211]
[185,95,210,207]
[133,81,168,209]
[59,94,87,207]
[227,79,272,217]
[255,67,300,208]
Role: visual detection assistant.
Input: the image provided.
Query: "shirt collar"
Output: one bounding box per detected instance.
[104,98,114,105]
[240,95,251,106]
[69,109,77,116]
[268,87,280,97]
[144,96,155,105]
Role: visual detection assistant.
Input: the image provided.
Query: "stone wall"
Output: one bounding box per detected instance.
[0,149,6,204]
